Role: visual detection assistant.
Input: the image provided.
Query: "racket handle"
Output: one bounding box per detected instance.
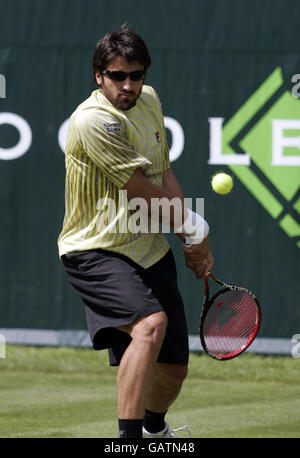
[203,275,209,291]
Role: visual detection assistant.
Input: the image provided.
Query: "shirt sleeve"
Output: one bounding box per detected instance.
[151,87,170,171]
[161,121,171,171]
[74,110,151,189]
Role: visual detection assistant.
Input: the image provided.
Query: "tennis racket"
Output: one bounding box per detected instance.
[199,273,261,360]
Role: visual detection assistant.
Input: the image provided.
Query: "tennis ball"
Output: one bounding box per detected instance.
[211,173,233,195]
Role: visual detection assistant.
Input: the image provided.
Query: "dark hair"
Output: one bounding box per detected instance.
[93,25,151,78]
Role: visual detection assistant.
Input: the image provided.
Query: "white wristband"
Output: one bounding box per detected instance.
[175,208,209,244]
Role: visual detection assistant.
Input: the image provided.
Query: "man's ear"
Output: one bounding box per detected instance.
[95,70,102,87]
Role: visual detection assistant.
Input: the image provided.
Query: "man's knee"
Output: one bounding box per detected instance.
[130,311,168,348]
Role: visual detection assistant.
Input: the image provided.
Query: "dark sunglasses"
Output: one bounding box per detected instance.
[101,70,145,82]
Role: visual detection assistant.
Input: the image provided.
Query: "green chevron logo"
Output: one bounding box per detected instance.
[210,67,300,248]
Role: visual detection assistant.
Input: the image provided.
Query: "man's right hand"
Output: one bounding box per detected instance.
[182,236,214,279]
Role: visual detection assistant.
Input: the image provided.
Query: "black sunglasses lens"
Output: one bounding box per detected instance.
[104,71,144,81]
[130,71,145,81]
[111,72,127,81]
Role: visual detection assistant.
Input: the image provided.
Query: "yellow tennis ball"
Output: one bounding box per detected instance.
[211,173,233,195]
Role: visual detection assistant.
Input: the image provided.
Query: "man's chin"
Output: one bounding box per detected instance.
[116,96,137,110]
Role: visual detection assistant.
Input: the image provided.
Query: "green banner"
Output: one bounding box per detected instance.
[0,0,299,353]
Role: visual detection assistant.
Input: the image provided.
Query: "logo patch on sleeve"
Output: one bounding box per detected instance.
[103,122,121,133]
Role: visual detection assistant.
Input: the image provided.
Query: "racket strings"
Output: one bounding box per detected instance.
[202,290,259,359]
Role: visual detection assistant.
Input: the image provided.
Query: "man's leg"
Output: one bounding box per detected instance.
[142,362,188,433]
[116,310,168,437]
[146,362,188,412]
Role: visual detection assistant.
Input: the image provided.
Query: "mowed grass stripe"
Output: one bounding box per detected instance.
[171,400,300,438]
[0,372,118,438]
[167,378,300,438]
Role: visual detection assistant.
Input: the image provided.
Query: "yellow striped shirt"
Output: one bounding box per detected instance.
[57,85,171,268]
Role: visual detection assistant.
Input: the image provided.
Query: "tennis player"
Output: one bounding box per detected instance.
[58,25,214,438]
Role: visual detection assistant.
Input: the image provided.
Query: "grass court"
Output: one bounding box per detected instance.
[0,345,299,438]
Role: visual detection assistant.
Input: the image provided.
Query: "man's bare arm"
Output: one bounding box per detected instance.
[122,167,185,231]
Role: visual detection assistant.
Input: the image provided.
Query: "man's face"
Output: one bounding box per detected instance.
[95,56,145,110]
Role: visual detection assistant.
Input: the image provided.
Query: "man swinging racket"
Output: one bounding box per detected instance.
[58,25,214,438]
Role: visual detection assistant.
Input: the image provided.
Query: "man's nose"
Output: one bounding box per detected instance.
[122,77,134,91]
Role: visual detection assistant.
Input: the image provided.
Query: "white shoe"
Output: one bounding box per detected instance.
[143,421,190,438]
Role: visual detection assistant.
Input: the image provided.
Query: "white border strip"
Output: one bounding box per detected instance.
[0,328,92,348]
[0,328,294,355]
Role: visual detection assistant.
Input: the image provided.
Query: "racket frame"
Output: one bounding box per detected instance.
[199,273,262,360]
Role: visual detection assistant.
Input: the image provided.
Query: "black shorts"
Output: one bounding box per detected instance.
[61,248,189,366]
